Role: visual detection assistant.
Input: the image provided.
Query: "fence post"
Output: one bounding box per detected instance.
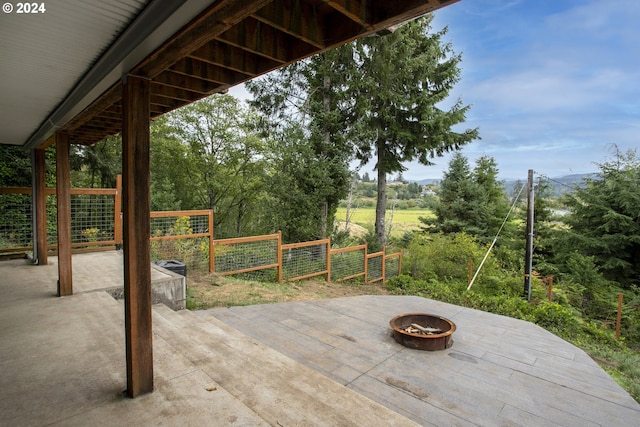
[114,174,122,249]
[382,246,386,283]
[363,243,369,284]
[326,237,331,282]
[398,250,403,276]
[277,230,283,282]
[208,210,214,273]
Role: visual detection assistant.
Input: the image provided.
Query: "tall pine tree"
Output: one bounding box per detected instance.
[559,148,640,288]
[349,16,478,245]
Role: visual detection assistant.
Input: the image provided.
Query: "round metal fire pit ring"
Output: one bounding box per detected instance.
[389,313,456,351]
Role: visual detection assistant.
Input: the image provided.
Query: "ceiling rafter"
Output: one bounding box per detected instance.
[215,17,317,64]
[252,0,326,49]
[187,41,281,76]
[154,71,220,95]
[171,57,251,86]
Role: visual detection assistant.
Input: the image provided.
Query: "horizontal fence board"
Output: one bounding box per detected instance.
[214,233,279,246]
[150,232,210,241]
[330,244,366,255]
[150,209,212,218]
[282,238,330,250]
[216,263,279,276]
[284,270,328,283]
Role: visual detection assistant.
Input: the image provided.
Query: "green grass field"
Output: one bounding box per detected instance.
[335,207,434,236]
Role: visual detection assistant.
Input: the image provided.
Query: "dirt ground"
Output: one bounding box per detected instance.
[186,272,391,310]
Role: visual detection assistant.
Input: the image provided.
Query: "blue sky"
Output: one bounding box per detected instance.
[415,0,640,180]
[233,0,639,181]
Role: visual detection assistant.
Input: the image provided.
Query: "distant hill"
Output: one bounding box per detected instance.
[415,178,441,186]
[502,173,595,197]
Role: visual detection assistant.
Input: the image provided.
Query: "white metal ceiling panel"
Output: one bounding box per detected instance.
[0,0,149,146]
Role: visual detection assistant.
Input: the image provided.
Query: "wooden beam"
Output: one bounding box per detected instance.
[153,70,219,94]
[132,0,273,79]
[122,75,153,398]
[252,0,326,49]
[171,56,252,85]
[216,17,316,63]
[55,133,72,296]
[150,82,204,103]
[188,41,280,75]
[34,148,48,265]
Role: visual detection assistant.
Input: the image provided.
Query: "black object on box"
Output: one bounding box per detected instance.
[154,260,187,277]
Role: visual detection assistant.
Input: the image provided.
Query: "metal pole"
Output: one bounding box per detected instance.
[524,170,534,301]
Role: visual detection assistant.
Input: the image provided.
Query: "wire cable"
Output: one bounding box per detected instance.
[467,182,527,291]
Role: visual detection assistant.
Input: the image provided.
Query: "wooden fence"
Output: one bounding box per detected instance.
[212,231,402,283]
[0,177,122,254]
[1,179,402,283]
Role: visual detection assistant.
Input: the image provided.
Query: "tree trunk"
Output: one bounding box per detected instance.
[375,164,387,247]
[319,74,331,236]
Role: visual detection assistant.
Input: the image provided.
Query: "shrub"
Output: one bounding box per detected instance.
[406,232,500,285]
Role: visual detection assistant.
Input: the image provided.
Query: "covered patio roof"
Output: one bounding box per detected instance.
[1,0,462,399]
[0,0,459,149]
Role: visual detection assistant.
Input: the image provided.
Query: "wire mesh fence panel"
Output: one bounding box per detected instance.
[48,194,116,248]
[281,240,328,282]
[214,237,279,275]
[385,254,401,280]
[150,214,210,238]
[151,237,209,273]
[0,193,32,253]
[150,213,212,274]
[367,253,384,283]
[233,267,279,282]
[330,246,366,282]
[71,194,115,245]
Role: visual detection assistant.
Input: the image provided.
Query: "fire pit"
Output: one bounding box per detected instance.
[389,313,456,351]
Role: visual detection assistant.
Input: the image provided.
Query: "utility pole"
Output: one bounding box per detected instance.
[523,169,534,301]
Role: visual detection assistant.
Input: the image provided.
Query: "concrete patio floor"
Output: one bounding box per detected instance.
[1,252,639,426]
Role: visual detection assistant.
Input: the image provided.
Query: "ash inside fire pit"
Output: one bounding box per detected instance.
[389,313,456,351]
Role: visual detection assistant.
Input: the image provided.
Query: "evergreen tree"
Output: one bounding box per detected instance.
[421,153,509,244]
[73,136,122,188]
[421,153,478,235]
[472,155,511,242]
[246,48,353,237]
[263,123,345,242]
[558,148,640,288]
[349,16,478,246]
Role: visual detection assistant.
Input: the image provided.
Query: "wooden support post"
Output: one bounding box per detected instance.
[34,148,48,265]
[114,174,123,249]
[122,75,153,398]
[56,133,72,296]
